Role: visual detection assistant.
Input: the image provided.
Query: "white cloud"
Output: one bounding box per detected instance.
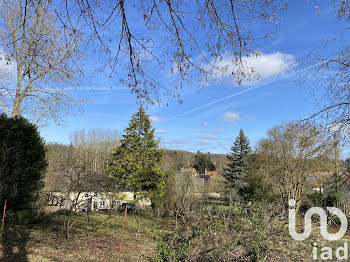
[155,129,169,134]
[221,112,241,123]
[196,135,221,141]
[202,122,208,126]
[150,116,162,123]
[192,128,224,133]
[161,137,191,145]
[197,140,211,145]
[210,52,295,86]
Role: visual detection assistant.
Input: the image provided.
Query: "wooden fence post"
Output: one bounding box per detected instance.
[1,199,7,231]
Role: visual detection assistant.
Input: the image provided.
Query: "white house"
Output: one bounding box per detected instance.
[46,191,151,212]
[45,172,152,212]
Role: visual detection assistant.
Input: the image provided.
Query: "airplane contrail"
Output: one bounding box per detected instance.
[164,57,327,121]
[172,84,263,119]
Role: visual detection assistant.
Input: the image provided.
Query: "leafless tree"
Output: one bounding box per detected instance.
[300,1,350,145]
[44,129,120,198]
[256,121,332,211]
[44,141,116,239]
[0,0,83,124]
[71,128,121,173]
[61,164,85,239]
[2,0,348,117]
[48,0,288,104]
[56,146,89,239]
[300,41,350,144]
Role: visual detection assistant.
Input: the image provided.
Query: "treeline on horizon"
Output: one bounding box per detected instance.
[44,127,339,193]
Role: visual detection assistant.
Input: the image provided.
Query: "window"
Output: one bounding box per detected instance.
[85,193,89,198]
[94,192,98,197]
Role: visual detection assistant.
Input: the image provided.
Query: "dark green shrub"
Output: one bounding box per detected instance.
[0,114,47,211]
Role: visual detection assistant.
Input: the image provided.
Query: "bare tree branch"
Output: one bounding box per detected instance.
[0,0,83,124]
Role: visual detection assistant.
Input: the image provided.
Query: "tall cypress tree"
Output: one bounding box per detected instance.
[106,105,166,201]
[223,129,251,193]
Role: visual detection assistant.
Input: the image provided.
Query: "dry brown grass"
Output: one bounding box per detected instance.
[0,212,169,262]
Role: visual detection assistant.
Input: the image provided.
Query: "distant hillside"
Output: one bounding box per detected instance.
[211,153,228,172]
[163,149,227,173]
[46,144,227,174]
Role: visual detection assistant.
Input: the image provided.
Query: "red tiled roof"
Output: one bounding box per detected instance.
[206,171,217,176]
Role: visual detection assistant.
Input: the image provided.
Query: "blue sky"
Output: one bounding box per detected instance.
[41,1,349,155]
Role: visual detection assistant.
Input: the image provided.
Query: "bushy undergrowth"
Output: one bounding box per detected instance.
[155,201,285,262]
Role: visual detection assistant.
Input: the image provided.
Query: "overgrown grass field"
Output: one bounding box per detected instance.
[0,212,170,262]
[1,210,350,261]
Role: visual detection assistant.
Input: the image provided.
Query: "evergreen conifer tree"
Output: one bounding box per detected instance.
[106,106,166,202]
[223,129,251,193]
[193,151,216,174]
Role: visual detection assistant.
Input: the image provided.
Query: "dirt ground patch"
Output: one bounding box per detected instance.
[0,213,167,262]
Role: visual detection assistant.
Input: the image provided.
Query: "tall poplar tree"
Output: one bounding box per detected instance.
[106,106,165,202]
[223,129,252,193]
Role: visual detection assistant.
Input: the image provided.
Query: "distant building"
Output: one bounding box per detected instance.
[44,172,151,213]
[205,171,217,177]
[307,172,333,195]
[46,191,151,213]
[197,170,218,182]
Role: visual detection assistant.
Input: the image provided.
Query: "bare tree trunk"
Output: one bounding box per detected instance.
[12,86,22,117]
[1,1,81,124]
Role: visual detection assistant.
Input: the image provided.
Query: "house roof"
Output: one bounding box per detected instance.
[205,171,217,176]
[80,172,115,192]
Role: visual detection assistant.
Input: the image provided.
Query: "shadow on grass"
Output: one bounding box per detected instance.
[1,221,29,262]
